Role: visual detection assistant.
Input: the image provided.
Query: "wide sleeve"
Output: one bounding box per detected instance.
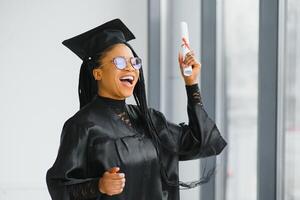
[150,83,227,161]
[46,118,102,200]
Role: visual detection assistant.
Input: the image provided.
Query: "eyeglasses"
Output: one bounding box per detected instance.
[100,56,142,70]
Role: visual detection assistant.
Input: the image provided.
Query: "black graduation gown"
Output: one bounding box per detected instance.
[46,84,227,200]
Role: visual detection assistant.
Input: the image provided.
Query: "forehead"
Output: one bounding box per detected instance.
[104,43,134,59]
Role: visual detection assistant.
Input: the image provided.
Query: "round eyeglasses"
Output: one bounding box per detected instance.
[100,56,142,70]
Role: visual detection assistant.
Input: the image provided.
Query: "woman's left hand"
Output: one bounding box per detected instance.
[178,43,201,86]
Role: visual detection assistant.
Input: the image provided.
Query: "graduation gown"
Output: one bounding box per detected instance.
[46,84,227,200]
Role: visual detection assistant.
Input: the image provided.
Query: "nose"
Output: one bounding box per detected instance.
[124,60,135,71]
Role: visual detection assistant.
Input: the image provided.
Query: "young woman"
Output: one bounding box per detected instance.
[46,18,227,200]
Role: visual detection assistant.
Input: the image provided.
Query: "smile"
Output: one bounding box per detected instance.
[119,75,134,86]
[120,75,134,84]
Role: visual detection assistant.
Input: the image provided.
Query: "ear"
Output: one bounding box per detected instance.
[93,68,103,81]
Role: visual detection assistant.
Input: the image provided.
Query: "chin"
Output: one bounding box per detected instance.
[122,92,133,98]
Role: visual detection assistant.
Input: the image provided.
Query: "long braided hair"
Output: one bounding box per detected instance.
[78,42,215,189]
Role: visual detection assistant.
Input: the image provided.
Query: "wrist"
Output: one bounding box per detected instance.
[184,80,198,86]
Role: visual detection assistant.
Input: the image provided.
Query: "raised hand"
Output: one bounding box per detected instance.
[178,38,201,85]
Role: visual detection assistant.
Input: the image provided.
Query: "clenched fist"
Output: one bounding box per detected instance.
[98,167,126,196]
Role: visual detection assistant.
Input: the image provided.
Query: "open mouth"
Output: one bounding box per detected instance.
[119,75,134,86]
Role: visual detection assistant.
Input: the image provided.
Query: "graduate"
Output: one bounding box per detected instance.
[46,18,227,200]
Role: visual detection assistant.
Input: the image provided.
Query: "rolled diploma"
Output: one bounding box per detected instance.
[181,21,192,76]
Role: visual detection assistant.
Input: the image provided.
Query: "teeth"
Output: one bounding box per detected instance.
[120,75,134,81]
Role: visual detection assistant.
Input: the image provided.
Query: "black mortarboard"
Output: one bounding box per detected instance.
[62,18,136,61]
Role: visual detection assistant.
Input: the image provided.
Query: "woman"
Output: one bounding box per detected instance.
[46,18,227,200]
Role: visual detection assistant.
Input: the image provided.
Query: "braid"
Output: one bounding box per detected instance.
[78,60,97,109]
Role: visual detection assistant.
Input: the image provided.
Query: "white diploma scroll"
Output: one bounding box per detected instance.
[180,21,192,76]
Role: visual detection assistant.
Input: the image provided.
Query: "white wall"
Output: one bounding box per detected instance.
[0,1,147,199]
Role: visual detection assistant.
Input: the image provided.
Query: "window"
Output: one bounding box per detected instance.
[218,0,259,199]
[283,0,300,199]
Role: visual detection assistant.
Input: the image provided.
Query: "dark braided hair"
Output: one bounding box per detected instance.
[78,42,215,189]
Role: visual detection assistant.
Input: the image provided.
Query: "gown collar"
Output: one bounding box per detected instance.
[96,94,126,110]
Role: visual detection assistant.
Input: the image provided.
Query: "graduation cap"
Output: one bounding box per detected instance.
[62,18,136,61]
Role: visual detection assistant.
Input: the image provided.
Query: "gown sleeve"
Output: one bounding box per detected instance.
[46,118,102,200]
[150,83,227,161]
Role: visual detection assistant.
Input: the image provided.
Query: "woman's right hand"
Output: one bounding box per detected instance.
[98,167,126,196]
